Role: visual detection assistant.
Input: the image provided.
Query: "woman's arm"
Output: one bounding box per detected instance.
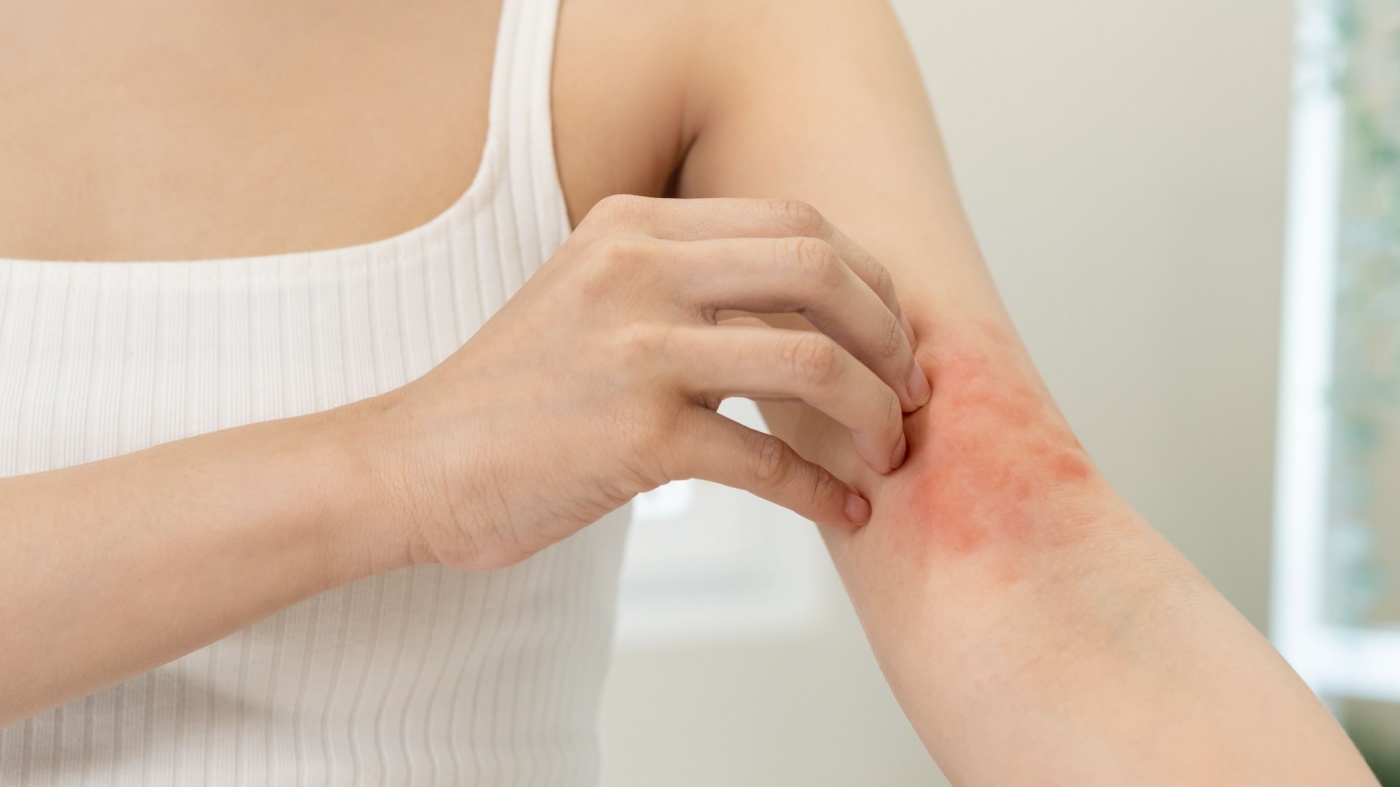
[675,0,1378,783]
[1,192,929,726]
[0,408,397,726]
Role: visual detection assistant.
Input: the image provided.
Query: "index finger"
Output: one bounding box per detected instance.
[584,195,917,345]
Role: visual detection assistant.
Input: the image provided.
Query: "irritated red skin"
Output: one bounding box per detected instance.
[876,319,1111,566]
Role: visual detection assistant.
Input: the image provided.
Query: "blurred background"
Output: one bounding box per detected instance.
[600,0,1400,784]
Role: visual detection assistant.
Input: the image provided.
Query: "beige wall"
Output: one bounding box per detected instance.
[602,1,1296,784]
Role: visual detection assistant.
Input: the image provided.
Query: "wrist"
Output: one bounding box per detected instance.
[294,399,419,581]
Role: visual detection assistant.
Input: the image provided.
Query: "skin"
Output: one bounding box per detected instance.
[0,0,1381,784]
[1,0,927,725]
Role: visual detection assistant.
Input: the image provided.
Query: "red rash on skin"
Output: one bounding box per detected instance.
[880,320,1105,562]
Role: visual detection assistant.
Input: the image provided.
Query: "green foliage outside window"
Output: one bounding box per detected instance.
[1324,0,1399,627]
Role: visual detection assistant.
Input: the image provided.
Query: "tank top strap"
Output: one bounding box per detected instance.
[486,0,573,275]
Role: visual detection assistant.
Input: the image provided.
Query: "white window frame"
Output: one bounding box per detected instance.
[1271,0,1400,703]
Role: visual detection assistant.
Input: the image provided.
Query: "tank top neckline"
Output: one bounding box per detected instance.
[0,0,541,270]
[1,2,625,778]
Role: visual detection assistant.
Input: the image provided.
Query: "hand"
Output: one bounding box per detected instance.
[348,195,932,570]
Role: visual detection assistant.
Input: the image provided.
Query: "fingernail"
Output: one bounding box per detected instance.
[900,313,916,346]
[906,363,931,408]
[845,491,871,525]
[889,432,908,470]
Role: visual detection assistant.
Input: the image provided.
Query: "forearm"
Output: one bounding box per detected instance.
[814,312,1376,785]
[0,404,401,725]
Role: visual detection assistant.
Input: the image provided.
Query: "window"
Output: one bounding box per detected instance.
[1273,0,1400,702]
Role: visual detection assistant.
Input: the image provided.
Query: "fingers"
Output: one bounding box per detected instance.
[674,409,871,532]
[584,194,917,345]
[667,326,907,474]
[661,236,930,412]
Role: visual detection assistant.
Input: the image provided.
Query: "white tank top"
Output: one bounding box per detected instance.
[0,0,633,782]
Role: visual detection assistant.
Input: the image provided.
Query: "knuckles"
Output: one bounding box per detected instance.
[879,312,906,360]
[782,236,843,290]
[573,234,657,299]
[748,430,840,515]
[764,199,826,237]
[781,332,841,387]
[868,263,898,314]
[585,193,650,230]
[806,463,841,509]
[594,234,653,270]
[882,388,904,441]
[612,322,669,370]
[751,433,790,485]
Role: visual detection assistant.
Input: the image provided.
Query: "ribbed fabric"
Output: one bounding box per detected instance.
[0,0,632,783]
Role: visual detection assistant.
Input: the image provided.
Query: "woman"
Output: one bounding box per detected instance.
[0,0,1380,783]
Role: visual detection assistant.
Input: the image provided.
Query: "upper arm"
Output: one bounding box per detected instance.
[675,0,997,315]
[672,0,1057,509]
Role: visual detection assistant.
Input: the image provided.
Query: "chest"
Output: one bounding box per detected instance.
[0,0,688,262]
